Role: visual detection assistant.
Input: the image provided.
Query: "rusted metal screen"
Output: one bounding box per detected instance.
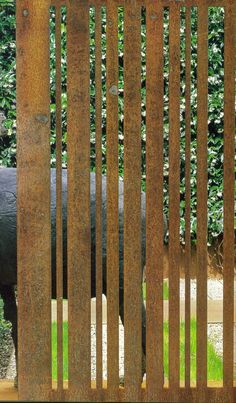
[16,0,235,402]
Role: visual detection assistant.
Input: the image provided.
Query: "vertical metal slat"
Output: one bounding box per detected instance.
[67,1,91,399]
[106,0,120,398]
[146,0,164,399]
[17,0,51,400]
[223,2,235,402]
[124,1,142,400]
[196,4,208,399]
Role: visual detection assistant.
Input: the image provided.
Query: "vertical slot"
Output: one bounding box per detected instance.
[118,5,124,385]
[190,6,197,387]
[89,6,96,387]
[163,6,169,386]
[207,6,224,387]
[141,5,146,388]
[184,4,191,390]
[61,5,68,387]
[55,4,63,393]
[101,6,107,385]
[180,6,186,387]
[49,6,57,388]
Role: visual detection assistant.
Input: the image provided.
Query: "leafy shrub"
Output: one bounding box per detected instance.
[0,4,229,245]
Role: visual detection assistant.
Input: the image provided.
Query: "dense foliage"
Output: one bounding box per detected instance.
[0,3,231,245]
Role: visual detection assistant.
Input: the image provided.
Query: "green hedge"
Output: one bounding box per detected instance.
[0,4,230,245]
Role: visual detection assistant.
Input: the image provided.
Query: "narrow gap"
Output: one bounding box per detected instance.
[61,5,68,388]
[140,5,146,386]
[89,5,96,387]
[180,6,186,387]
[207,6,224,387]
[118,5,124,384]
[49,6,57,389]
[163,6,169,387]
[101,5,107,384]
[190,6,197,387]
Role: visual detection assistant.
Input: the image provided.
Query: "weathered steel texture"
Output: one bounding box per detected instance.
[184,5,191,390]
[106,1,120,399]
[95,4,103,395]
[51,1,228,8]
[16,1,236,402]
[50,384,236,402]
[67,0,91,399]
[196,4,208,400]
[223,1,235,402]
[168,1,181,393]
[55,5,64,394]
[16,0,52,401]
[145,0,164,400]
[123,1,142,401]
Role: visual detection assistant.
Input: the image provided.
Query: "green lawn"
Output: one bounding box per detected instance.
[52,319,223,381]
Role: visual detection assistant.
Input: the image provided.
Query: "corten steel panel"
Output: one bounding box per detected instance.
[50,0,228,8]
[55,5,64,394]
[168,2,181,393]
[145,0,164,400]
[223,2,235,402]
[123,1,142,401]
[184,5,191,391]
[196,5,208,401]
[95,5,103,395]
[106,1,120,399]
[16,0,52,401]
[67,0,91,399]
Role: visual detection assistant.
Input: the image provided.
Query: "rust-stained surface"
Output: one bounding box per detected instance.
[168,1,180,394]
[67,1,91,399]
[196,4,208,400]
[123,1,142,401]
[17,0,52,401]
[106,1,120,400]
[15,0,235,402]
[145,0,164,400]
[223,2,235,403]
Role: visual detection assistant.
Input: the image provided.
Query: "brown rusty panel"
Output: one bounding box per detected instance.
[145,0,164,399]
[67,0,91,399]
[123,1,142,401]
[168,2,181,392]
[51,384,234,402]
[184,5,191,390]
[196,4,208,398]
[16,0,52,401]
[55,5,64,393]
[95,4,103,394]
[106,0,120,398]
[223,1,235,399]
[50,1,227,9]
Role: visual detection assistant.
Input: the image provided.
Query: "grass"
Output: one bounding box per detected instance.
[51,319,223,382]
